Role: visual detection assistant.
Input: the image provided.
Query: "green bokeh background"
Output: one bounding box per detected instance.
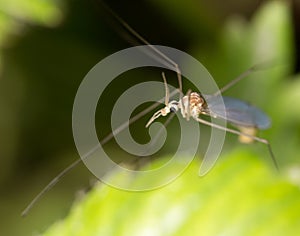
[0,0,299,235]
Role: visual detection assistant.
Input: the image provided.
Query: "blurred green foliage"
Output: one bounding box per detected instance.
[0,0,299,235]
[0,0,64,175]
[43,151,300,236]
[0,0,63,46]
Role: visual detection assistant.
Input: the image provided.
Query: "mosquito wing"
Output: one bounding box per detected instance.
[205,95,271,130]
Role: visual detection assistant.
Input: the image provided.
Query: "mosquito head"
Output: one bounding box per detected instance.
[146,100,179,128]
[168,100,179,113]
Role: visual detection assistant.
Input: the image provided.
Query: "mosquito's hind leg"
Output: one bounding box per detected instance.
[194,116,279,171]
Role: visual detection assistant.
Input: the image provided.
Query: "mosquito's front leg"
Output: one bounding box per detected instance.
[161,72,169,105]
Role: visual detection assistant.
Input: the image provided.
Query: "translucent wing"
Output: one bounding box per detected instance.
[205,95,271,130]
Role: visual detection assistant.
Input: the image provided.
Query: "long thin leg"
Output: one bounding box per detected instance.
[214,61,274,96]
[21,88,180,217]
[161,72,169,105]
[175,66,184,117]
[103,0,271,109]
[100,1,179,72]
[194,117,279,171]
[21,158,81,217]
[185,89,192,121]
[101,1,186,121]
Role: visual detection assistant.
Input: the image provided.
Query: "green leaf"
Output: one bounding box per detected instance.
[0,0,64,48]
[42,150,300,236]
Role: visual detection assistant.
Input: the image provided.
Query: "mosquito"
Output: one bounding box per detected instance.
[21,2,278,217]
[146,72,277,162]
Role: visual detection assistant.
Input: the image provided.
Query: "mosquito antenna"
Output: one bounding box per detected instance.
[194,117,279,171]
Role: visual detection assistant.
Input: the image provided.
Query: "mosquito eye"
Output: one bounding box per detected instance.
[170,107,177,113]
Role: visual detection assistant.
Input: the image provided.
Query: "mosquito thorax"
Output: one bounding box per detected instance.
[190,92,207,108]
[179,92,208,118]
